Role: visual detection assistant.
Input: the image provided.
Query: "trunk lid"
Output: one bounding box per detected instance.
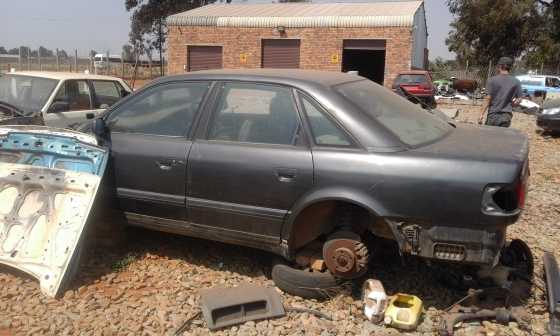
[0,126,107,297]
[412,123,529,164]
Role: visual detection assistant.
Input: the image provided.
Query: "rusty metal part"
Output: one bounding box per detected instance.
[323,233,369,279]
[543,252,560,336]
[438,306,529,336]
[199,284,285,331]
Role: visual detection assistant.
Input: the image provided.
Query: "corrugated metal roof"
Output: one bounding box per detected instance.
[167,2,423,28]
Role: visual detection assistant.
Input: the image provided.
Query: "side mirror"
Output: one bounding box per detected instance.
[92,118,107,137]
[48,101,70,113]
[121,89,130,97]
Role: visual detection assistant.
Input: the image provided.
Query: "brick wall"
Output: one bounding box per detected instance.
[167,25,413,87]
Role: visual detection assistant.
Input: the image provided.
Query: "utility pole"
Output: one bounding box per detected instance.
[159,18,164,77]
[74,49,78,72]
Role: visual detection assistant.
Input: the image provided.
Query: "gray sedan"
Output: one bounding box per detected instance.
[92,69,529,298]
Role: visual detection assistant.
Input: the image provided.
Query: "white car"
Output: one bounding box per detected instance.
[0,71,131,128]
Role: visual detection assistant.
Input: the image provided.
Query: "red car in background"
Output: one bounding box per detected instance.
[392,70,437,109]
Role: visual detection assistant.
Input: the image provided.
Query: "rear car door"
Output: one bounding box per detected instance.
[105,81,210,220]
[44,79,99,128]
[187,82,313,240]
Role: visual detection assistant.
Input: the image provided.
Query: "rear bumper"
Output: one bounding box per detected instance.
[537,114,560,132]
[386,219,514,266]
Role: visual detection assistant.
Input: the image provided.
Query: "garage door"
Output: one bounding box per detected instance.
[262,39,300,68]
[187,46,222,72]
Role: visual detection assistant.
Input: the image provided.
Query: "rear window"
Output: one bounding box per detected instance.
[394,74,428,85]
[336,80,451,147]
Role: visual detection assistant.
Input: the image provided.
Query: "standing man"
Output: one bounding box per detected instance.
[479,57,523,127]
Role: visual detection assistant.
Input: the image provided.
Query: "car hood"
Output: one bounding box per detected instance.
[0,125,107,297]
[412,123,529,164]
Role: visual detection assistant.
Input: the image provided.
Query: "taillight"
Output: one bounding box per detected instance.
[517,163,529,209]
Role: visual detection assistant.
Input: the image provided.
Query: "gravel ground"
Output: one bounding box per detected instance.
[1,103,558,336]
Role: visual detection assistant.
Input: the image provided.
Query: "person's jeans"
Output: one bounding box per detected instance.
[486,113,512,127]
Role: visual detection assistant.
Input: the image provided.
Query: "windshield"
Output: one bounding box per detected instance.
[336,80,451,147]
[0,75,58,114]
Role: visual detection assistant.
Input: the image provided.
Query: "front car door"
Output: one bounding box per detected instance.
[187,82,313,248]
[105,81,210,222]
[43,79,99,128]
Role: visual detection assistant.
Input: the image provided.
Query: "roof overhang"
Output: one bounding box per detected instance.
[167,2,423,28]
[167,15,415,28]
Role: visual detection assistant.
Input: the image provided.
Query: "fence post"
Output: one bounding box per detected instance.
[486,59,493,84]
[106,50,110,76]
[56,49,60,71]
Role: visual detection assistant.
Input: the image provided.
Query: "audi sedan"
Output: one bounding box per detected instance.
[86,69,528,298]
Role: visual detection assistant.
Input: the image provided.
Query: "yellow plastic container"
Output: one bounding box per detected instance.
[383,293,423,331]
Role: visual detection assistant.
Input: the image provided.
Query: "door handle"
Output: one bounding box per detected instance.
[275,168,297,182]
[155,159,183,171]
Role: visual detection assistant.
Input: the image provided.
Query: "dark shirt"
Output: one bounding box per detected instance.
[487,74,522,114]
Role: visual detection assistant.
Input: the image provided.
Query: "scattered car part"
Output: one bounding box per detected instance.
[383,293,423,331]
[543,252,560,336]
[0,126,108,297]
[199,284,286,331]
[271,258,345,299]
[499,239,534,279]
[438,306,529,336]
[362,279,388,323]
[323,231,369,279]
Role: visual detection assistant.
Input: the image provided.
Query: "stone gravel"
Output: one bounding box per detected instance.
[0,103,558,335]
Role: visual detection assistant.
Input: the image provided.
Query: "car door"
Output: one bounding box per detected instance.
[43,79,100,128]
[187,82,313,240]
[105,80,211,221]
[91,80,129,110]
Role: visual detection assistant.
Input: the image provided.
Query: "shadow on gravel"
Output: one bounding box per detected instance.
[69,212,273,292]
[67,211,469,311]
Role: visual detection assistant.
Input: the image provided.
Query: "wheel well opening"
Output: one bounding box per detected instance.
[289,200,376,251]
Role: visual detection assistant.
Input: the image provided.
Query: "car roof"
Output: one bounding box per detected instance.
[6,71,124,81]
[152,69,362,88]
[396,70,430,75]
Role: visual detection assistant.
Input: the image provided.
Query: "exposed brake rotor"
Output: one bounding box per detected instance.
[323,232,369,279]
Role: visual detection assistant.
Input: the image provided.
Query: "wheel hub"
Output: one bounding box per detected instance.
[323,235,369,279]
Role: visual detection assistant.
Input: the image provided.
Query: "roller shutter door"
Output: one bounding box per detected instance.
[262,39,300,68]
[187,46,222,72]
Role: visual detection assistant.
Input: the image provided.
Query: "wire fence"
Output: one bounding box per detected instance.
[0,51,166,86]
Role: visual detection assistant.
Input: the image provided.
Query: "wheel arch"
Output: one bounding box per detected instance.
[281,187,387,258]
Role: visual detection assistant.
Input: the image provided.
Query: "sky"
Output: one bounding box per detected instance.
[0,0,455,60]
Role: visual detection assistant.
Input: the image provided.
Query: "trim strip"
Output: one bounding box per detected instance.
[117,187,185,206]
[125,212,283,254]
[187,196,287,219]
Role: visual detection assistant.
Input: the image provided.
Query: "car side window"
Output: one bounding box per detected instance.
[106,81,209,137]
[300,94,352,147]
[208,83,300,145]
[92,81,123,108]
[53,80,92,111]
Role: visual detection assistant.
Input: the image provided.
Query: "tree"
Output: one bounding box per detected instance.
[125,0,208,76]
[122,44,134,62]
[446,0,560,71]
[446,0,536,66]
[0,46,7,54]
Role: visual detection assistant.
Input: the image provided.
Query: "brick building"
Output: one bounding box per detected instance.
[166,1,427,87]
